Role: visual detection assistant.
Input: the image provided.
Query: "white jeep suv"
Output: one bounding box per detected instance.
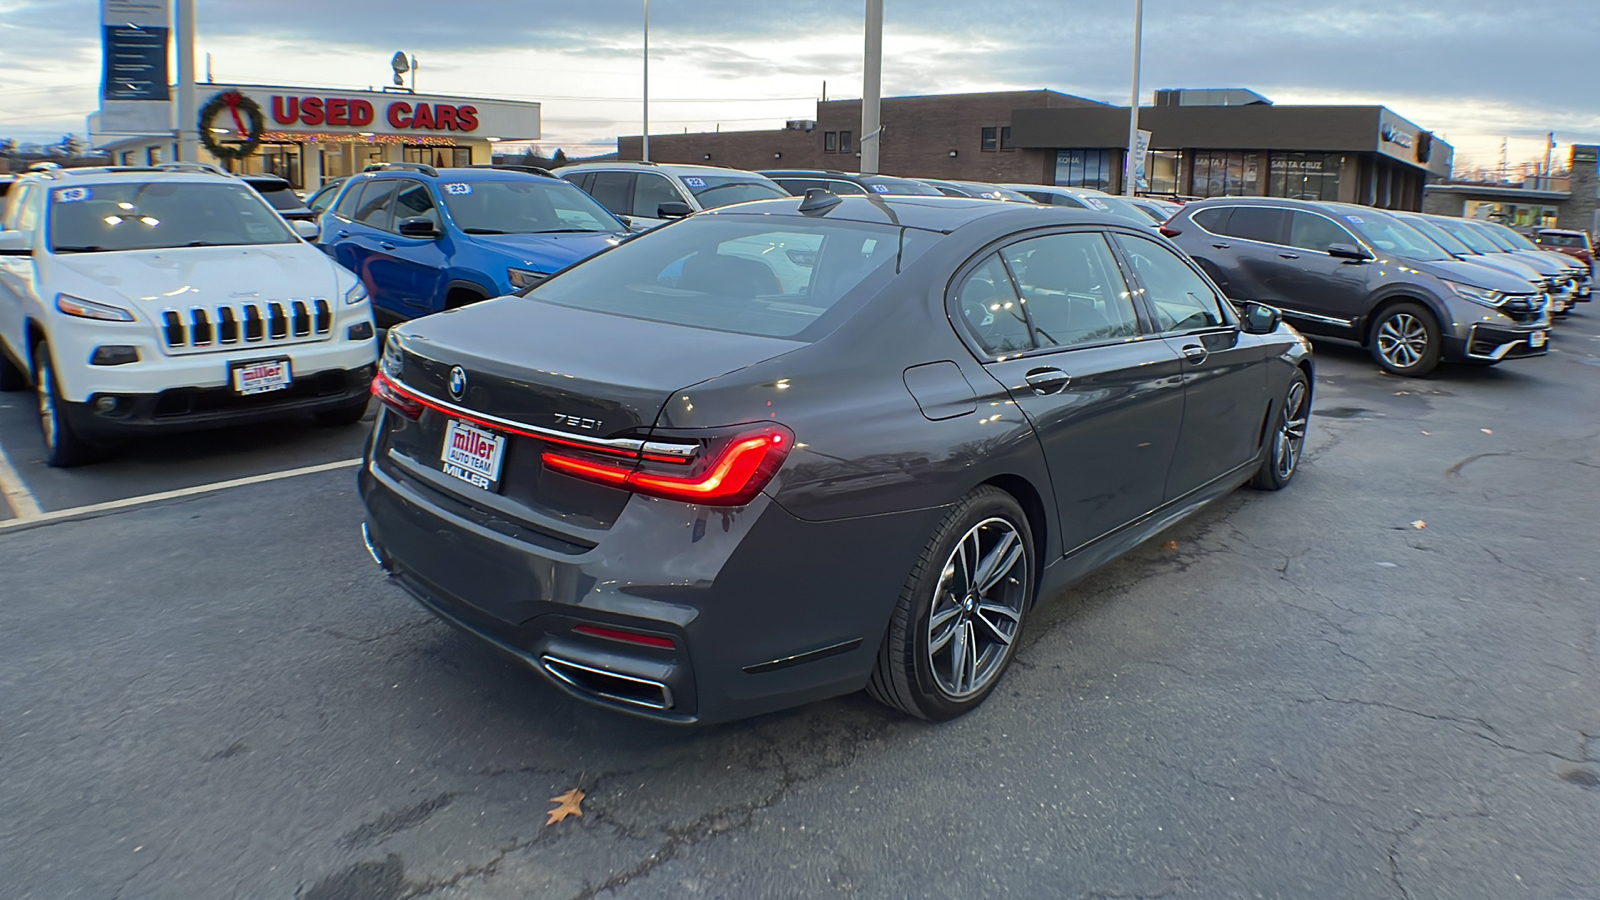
[0,164,378,466]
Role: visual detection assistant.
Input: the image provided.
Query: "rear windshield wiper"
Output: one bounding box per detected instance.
[462,227,509,234]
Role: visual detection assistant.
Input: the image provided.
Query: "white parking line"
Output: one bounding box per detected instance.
[0,457,362,532]
[0,444,43,520]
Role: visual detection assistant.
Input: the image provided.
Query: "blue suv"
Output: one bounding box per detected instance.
[317,164,628,323]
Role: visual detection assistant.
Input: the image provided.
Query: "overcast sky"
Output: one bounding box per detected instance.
[3,0,1596,173]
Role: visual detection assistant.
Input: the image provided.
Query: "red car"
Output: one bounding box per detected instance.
[1535,228,1594,266]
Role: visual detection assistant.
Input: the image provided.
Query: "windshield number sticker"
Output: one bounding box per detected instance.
[54,187,90,203]
[869,184,891,193]
[683,177,706,188]
[1085,197,1110,210]
[444,183,472,195]
[1345,215,1364,223]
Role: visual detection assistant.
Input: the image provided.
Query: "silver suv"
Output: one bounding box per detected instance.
[555,162,789,229]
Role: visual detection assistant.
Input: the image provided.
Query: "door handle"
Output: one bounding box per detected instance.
[1211,242,1231,249]
[337,230,350,238]
[1278,251,1300,259]
[1024,367,1071,395]
[1180,344,1209,365]
[379,241,396,250]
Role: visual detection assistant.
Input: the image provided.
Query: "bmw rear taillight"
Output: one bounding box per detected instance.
[542,424,793,506]
[372,371,423,419]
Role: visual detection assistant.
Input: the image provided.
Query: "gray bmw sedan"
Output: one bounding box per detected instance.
[360,191,1313,724]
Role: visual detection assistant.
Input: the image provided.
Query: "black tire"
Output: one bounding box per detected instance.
[1250,370,1311,491]
[1368,302,1441,377]
[313,396,371,427]
[32,340,104,468]
[868,486,1035,721]
[0,344,26,392]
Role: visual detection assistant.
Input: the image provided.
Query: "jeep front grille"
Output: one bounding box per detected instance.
[160,300,332,353]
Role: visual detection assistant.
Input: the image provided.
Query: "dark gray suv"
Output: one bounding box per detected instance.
[1164,198,1550,376]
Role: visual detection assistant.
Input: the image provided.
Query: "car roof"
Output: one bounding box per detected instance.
[15,166,237,187]
[1536,228,1585,236]
[702,193,1139,233]
[360,165,559,183]
[557,161,764,177]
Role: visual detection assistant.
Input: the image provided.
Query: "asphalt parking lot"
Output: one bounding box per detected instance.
[2,314,1597,899]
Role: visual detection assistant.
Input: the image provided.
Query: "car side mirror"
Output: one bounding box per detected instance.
[291,219,320,241]
[657,201,694,219]
[397,217,440,238]
[1326,242,1372,261]
[1239,300,1283,335]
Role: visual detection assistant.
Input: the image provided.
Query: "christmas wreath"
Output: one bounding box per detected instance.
[199,90,266,161]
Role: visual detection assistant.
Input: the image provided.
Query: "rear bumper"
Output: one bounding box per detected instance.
[358,446,941,724]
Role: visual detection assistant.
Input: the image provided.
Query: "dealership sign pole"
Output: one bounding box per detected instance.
[175,0,199,162]
[99,0,172,135]
[861,0,883,175]
[1123,0,1143,196]
[642,0,650,162]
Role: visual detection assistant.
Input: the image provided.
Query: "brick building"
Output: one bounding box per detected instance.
[618,88,1454,210]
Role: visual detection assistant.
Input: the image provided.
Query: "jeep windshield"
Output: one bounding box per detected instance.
[681,176,789,209]
[48,182,297,253]
[1341,211,1452,262]
[441,179,622,234]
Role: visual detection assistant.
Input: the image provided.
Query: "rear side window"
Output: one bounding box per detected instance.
[954,255,1033,355]
[529,216,932,340]
[1191,207,1230,233]
[1003,232,1139,348]
[1113,233,1226,332]
[1223,207,1287,244]
[634,173,686,216]
[1538,232,1582,248]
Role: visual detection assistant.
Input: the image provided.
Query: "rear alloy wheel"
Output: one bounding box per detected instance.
[869,486,1034,721]
[1369,302,1441,377]
[33,340,102,467]
[1251,370,1311,491]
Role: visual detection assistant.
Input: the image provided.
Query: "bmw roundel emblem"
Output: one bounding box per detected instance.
[448,366,467,400]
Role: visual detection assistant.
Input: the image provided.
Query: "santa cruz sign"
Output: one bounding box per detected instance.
[270,95,480,132]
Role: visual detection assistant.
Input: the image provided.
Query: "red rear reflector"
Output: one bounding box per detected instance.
[1159,226,1182,238]
[572,624,677,649]
[372,371,423,419]
[542,425,793,507]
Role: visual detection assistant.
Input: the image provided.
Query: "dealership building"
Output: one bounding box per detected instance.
[619,88,1454,210]
[91,83,541,191]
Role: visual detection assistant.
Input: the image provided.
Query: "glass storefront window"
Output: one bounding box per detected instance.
[1268,152,1342,201]
[1145,149,1182,195]
[1189,151,1261,198]
[404,145,472,168]
[1055,149,1116,192]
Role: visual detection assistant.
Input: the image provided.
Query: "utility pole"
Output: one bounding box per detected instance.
[175,0,199,162]
[861,0,883,175]
[1123,0,1143,196]
[1542,132,1554,189]
[642,0,650,162]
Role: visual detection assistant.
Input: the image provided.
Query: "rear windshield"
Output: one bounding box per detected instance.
[48,181,295,252]
[680,175,789,209]
[250,182,305,211]
[1341,210,1451,262]
[860,176,943,196]
[1537,232,1588,249]
[528,215,936,340]
[440,178,622,234]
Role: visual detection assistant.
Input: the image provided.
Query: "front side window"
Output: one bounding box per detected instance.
[1003,232,1139,348]
[634,173,686,217]
[1113,233,1226,332]
[392,180,440,230]
[441,179,621,233]
[585,172,634,216]
[679,175,789,209]
[1434,218,1499,254]
[353,180,399,231]
[48,181,296,253]
[333,180,367,219]
[530,216,930,340]
[954,254,1032,355]
[1484,222,1541,252]
[1286,211,1357,253]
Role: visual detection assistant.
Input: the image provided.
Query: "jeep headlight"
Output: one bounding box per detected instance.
[508,268,547,290]
[344,281,369,306]
[1444,281,1505,309]
[57,293,135,322]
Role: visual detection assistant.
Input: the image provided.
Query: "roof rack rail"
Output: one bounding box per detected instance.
[363,161,438,177]
[27,162,62,172]
[469,164,554,177]
[153,162,230,176]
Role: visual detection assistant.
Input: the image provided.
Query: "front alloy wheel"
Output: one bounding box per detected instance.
[33,340,101,467]
[1370,302,1441,377]
[869,486,1035,721]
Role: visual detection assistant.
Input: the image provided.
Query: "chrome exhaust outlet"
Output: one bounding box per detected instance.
[540,655,673,710]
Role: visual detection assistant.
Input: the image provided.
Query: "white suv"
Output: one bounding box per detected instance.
[0,164,378,466]
[556,162,789,229]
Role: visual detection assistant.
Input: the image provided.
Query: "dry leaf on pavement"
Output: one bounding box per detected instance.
[1481,429,1493,435]
[546,788,585,826]
[1411,520,1426,530]
[1161,540,1179,552]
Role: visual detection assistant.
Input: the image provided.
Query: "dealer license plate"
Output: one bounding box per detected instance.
[230,358,292,395]
[1529,331,1547,349]
[441,419,506,492]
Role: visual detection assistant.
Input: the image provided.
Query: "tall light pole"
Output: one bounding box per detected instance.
[175,0,199,162]
[1123,0,1143,196]
[642,0,650,162]
[861,0,883,175]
